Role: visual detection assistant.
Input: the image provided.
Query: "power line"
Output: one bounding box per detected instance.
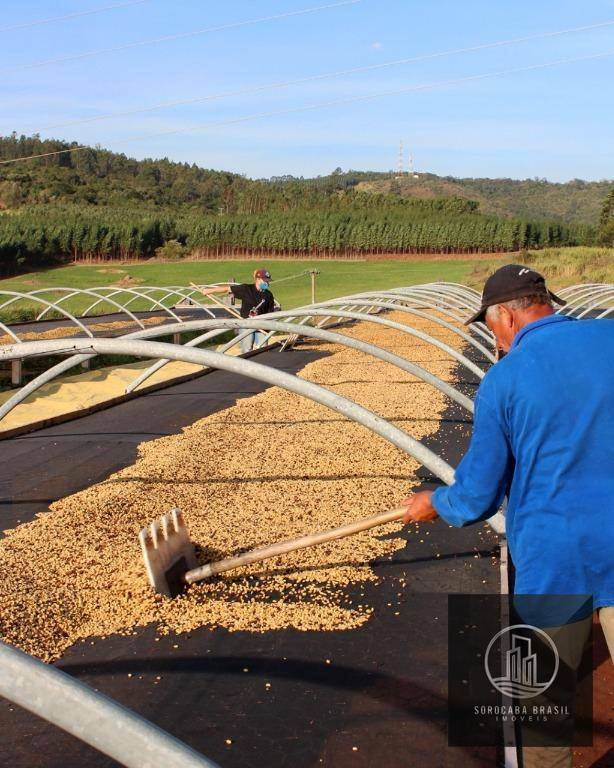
[0,0,362,75]
[0,1,149,34]
[2,49,613,166]
[27,18,614,134]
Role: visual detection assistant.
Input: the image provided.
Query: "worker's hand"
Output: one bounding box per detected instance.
[401,490,438,524]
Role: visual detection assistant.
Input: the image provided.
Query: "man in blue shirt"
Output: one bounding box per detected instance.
[401,265,613,764]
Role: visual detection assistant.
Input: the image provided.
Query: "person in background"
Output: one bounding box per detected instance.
[196,268,275,353]
[400,264,614,768]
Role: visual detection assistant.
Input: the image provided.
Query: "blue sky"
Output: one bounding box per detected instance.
[1,0,613,181]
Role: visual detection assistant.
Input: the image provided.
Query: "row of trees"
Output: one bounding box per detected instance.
[0,207,177,274]
[184,211,586,256]
[0,204,593,274]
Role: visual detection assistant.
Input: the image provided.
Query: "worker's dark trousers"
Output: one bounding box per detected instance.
[521,607,614,768]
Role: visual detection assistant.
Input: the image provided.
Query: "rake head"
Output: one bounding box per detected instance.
[139,508,198,598]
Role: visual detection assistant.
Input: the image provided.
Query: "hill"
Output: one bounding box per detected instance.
[0,135,611,224]
[356,175,613,226]
[0,135,607,274]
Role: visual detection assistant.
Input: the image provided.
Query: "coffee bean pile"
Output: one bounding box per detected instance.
[0,312,472,661]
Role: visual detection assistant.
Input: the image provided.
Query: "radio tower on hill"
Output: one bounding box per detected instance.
[397,139,405,177]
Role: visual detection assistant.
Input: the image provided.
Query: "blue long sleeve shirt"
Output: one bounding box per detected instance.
[433,314,614,610]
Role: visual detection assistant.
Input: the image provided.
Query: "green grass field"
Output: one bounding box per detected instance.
[3,248,610,324]
[0,259,485,322]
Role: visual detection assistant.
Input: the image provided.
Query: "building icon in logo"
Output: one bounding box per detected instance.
[485,625,559,699]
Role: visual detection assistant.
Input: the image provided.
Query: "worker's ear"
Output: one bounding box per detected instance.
[498,304,515,329]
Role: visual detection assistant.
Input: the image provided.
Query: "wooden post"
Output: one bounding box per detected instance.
[308,269,320,305]
[11,360,22,387]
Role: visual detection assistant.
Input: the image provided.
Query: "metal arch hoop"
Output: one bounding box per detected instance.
[341,291,495,346]
[375,283,478,306]
[327,286,493,341]
[88,286,188,319]
[95,286,181,317]
[0,336,504,537]
[0,285,489,422]
[574,288,614,319]
[0,291,94,339]
[386,285,479,312]
[288,291,476,327]
[275,298,497,362]
[0,321,21,343]
[0,641,219,768]
[286,308,485,377]
[30,287,146,328]
[144,286,218,317]
[385,285,491,333]
[0,308,482,423]
[558,284,614,315]
[275,303,490,373]
[121,318,475,413]
[87,286,223,320]
[326,287,476,318]
[349,289,474,318]
[424,281,482,300]
[557,283,607,301]
[78,286,183,323]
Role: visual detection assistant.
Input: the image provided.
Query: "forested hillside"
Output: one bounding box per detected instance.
[1,135,611,222]
[0,134,607,274]
[357,175,613,226]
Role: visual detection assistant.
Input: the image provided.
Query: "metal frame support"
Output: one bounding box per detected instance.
[31,287,146,328]
[0,640,219,768]
[0,337,505,534]
[270,308,487,379]
[301,298,495,358]
[0,305,487,424]
[0,339,452,482]
[122,318,475,413]
[11,360,22,386]
[0,291,94,338]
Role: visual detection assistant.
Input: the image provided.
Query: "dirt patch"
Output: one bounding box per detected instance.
[112,274,145,287]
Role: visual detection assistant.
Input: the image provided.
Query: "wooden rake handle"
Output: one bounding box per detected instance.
[189,282,243,320]
[184,506,407,584]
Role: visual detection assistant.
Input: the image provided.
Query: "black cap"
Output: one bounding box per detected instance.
[466,264,566,325]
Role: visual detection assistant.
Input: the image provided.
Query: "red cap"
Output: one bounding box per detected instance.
[254,269,271,281]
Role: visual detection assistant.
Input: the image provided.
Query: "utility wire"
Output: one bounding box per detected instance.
[0,0,361,75]
[2,49,613,166]
[271,271,311,284]
[0,0,149,34]
[30,18,614,133]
